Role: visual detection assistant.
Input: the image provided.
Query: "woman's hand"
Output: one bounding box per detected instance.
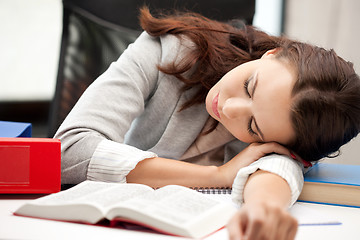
[217,142,294,187]
[227,169,298,240]
[227,200,298,240]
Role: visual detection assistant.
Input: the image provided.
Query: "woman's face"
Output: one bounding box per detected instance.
[206,50,296,145]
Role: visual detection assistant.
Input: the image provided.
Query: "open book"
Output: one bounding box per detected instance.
[14,181,237,239]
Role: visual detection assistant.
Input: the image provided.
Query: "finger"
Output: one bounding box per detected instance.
[245,217,265,240]
[265,207,283,240]
[259,142,292,158]
[284,217,298,240]
[275,214,298,240]
[227,211,247,240]
[242,208,268,240]
[291,152,313,168]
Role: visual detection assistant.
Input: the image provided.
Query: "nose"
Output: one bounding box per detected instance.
[222,97,251,119]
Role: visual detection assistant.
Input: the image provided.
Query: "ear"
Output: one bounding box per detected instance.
[261,48,280,59]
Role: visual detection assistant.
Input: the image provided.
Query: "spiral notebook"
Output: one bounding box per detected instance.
[193,187,236,209]
[193,187,232,195]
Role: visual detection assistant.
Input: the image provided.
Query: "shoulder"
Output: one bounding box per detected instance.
[158,33,196,65]
[135,31,194,50]
[128,31,195,65]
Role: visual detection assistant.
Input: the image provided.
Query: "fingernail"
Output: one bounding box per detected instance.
[302,159,313,168]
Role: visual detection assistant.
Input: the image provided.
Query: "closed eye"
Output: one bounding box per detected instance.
[247,117,257,137]
[243,78,251,98]
[245,71,264,141]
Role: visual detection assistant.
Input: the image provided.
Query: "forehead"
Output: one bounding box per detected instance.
[254,59,296,145]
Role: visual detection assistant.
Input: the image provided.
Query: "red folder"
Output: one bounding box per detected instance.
[0,138,61,193]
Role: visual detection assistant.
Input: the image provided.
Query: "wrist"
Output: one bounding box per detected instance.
[213,165,234,188]
[243,170,292,208]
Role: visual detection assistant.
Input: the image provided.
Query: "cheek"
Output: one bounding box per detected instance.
[222,78,243,96]
[223,121,253,143]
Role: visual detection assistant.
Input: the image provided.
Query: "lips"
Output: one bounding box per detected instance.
[212,93,221,119]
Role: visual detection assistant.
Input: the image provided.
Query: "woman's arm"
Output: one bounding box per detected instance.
[127,157,222,188]
[127,143,301,240]
[128,156,300,240]
[127,142,296,188]
[127,156,256,188]
[227,170,298,240]
[56,32,162,184]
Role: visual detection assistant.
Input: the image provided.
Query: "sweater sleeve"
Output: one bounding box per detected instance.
[231,154,304,207]
[87,139,158,183]
[55,32,162,184]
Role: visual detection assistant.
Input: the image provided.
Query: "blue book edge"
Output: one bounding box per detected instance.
[0,121,32,137]
[304,162,360,187]
[297,200,360,209]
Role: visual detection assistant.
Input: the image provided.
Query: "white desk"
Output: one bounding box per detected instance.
[1,195,360,240]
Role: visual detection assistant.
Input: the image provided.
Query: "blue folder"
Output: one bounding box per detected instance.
[0,121,32,137]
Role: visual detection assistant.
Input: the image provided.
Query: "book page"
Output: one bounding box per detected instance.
[14,181,155,224]
[33,181,153,210]
[109,185,231,225]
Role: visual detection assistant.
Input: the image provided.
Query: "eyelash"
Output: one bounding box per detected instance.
[247,117,256,136]
[243,78,251,98]
[244,78,256,136]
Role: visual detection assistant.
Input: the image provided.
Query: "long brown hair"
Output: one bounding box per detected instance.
[139,7,360,161]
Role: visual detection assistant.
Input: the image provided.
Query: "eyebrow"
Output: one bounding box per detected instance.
[251,72,265,141]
